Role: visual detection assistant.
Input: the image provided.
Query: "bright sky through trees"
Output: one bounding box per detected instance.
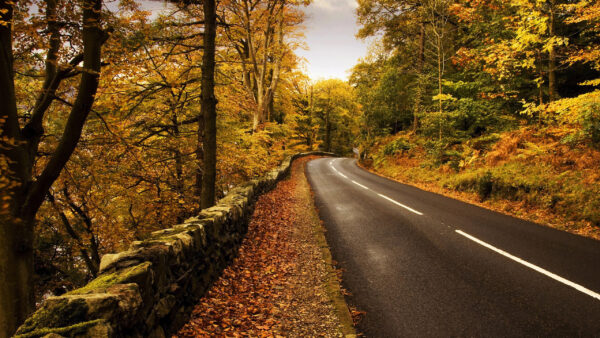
[297,0,369,80]
[137,0,368,80]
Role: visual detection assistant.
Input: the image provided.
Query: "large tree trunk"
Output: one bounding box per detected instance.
[200,0,218,209]
[0,2,34,335]
[0,0,103,334]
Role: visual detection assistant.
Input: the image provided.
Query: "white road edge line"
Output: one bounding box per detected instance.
[351,180,369,190]
[377,193,424,216]
[455,230,600,301]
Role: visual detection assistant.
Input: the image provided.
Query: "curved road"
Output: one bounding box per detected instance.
[306,157,600,337]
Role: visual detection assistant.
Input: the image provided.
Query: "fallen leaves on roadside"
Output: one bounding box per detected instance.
[349,306,366,326]
[175,157,345,337]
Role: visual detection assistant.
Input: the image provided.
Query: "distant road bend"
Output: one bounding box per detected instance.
[306,157,600,337]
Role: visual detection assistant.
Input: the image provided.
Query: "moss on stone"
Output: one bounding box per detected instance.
[68,262,151,295]
[15,298,89,335]
[14,319,104,338]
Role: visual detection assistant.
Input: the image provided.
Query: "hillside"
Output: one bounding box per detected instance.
[363,126,600,240]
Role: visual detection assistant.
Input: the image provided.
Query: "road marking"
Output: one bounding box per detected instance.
[376,193,424,216]
[455,230,600,301]
[330,162,348,178]
[351,180,369,190]
[329,159,422,216]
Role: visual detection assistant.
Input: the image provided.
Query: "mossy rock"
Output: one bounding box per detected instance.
[15,319,108,338]
[16,298,90,336]
[98,249,148,274]
[69,262,152,295]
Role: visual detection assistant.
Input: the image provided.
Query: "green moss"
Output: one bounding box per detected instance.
[14,319,104,338]
[15,298,89,335]
[68,262,151,295]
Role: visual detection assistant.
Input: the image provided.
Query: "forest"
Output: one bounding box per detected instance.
[1,0,599,335]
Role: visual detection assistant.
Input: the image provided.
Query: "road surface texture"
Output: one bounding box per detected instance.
[306,157,600,337]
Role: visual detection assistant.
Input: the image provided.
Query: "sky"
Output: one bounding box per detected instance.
[137,0,369,81]
[296,0,369,81]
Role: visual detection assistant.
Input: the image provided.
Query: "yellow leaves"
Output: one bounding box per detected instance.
[580,78,600,87]
[545,90,600,125]
[432,93,456,102]
[542,36,569,53]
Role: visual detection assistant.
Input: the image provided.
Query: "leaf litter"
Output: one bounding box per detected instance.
[176,156,351,337]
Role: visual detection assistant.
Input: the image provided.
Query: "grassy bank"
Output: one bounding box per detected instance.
[363,127,600,240]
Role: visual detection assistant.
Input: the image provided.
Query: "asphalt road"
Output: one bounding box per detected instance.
[306,157,600,337]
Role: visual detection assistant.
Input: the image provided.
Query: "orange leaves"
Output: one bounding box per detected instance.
[448,3,479,23]
[176,157,345,337]
[349,306,366,326]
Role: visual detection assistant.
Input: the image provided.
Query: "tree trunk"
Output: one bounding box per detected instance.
[200,0,218,209]
[253,91,265,131]
[308,85,314,148]
[438,35,443,141]
[195,113,204,199]
[412,21,425,133]
[548,0,557,102]
[537,50,544,108]
[0,0,103,334]
[325,112,332,152]
[0,2,34,335]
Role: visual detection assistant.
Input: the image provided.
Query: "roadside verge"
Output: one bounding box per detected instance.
[176,156,355,337]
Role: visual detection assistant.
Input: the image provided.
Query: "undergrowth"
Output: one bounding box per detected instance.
[366,126,600,239]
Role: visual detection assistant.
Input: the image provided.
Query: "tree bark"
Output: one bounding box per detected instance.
[308,85,314,148]
[0,0,103,334]
[0,2,33,335]
[324,112,332,152]
[537,50,544,108]
[200,0,218,209]
[195,112,204,199]
[437,34,443,141]
[548,0,557,102]
[412,21,425,133]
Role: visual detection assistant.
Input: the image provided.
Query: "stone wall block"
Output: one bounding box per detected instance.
[98,249,147,275]
[105,284,143,327]
[154,295,177,319]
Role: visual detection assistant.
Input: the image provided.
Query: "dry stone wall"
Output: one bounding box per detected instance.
[15,152,335,338]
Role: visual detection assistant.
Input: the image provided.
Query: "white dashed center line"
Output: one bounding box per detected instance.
[328,159,424,216]
[351,180,369,190]
[377,193,424,216]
